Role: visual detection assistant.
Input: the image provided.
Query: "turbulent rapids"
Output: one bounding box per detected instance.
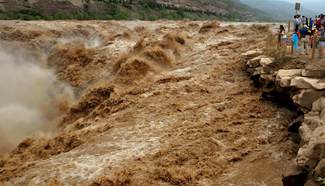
[0,20,298,185]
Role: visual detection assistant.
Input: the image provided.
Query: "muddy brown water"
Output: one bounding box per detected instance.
[0,20,298,186]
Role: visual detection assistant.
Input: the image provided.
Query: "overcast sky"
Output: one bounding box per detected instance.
[280,0,318,2]
[279,0,324,13]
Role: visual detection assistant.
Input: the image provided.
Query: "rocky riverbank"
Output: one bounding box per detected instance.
[243,50,325,185]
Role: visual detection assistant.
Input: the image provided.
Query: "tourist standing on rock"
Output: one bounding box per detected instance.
[292,28,300,53]
[306,16,310,28]
[309,17,314,29]
[278,25,287,46]
[316,15,322,30]
[300,25,309,54]
[319,14,325,29]
[294,15,302,31]
[302,16,307,26]
[310,27,317,49]
[319,24,325,59]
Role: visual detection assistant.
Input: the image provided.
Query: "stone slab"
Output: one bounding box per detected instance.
[302,69,325,79]
[260,57,274,66]
[291,77,325,90]
[246,55,266,68]
[293,89,325,110]
[276,69,302,87]
[241,49,263,60]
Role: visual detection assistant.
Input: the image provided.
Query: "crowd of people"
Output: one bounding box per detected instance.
[278,14,325,59]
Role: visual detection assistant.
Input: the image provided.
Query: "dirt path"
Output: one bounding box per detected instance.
[0,21,297,186]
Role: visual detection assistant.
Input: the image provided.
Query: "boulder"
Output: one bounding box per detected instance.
[312,97,325,113]
[304,179,321,186]
[297,126,325,170]
[241,49,263,60]
[296,146,317,170]
[303,114,325,133]
[315,158,325,178]
[278,76,294,87]
[302,69,325,79]
[246,56,273,70]
[252,67,264,76]
[278,69,303,77]
[292,89,325,110]
[291,77,325,90]
[276,69,302,87]
[246,55,265,68]
[304,62,325,78]
[299,123,313,143]
[321,110,325,120]
[260,57,274,66]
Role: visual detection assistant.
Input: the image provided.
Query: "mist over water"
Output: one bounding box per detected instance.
[0,43,74,152]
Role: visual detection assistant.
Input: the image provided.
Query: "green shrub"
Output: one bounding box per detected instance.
[111,7,131,20]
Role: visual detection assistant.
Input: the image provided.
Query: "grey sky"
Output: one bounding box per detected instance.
[279,0,324,13]
[280,0,319,3]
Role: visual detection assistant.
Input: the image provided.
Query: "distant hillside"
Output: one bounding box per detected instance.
[240,0,317,21]
[0,0,271,21]
[155,0,271,20]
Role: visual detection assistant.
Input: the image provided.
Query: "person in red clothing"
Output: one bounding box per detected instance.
[318,15,324,28]
[316,16,322,30]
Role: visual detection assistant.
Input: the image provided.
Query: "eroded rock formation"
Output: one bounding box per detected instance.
[244,50,325,185]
